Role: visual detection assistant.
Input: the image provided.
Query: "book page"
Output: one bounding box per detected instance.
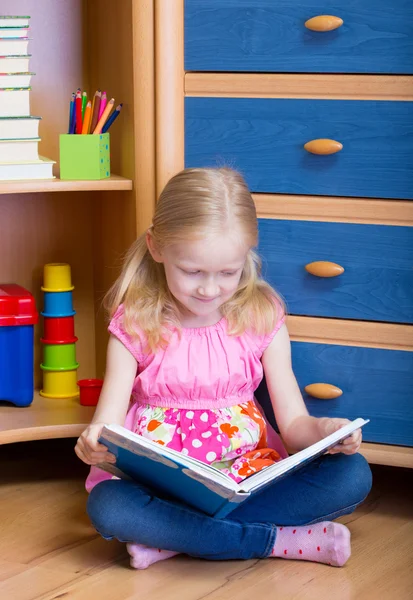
[103,418,369,496]
[239,418,370,493]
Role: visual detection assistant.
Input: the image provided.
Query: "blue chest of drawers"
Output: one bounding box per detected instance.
[158,1,413,461]
[184,0,413,454]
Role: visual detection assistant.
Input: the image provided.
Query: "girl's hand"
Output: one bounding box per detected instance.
[318,417,362,455]
[75,422,116,466]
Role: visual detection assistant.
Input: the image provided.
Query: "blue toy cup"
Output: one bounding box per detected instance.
[41,291,76,318]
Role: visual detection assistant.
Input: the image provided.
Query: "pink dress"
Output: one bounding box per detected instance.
[86,304,288,492]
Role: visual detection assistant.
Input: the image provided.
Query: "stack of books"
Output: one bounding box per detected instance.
[0,15,55,180]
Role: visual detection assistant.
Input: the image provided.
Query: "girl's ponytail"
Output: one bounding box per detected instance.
[104,232,150,318]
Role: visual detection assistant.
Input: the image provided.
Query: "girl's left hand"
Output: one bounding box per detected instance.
[318,417,362,455]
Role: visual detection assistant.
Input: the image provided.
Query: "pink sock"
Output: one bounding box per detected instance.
[271,521,351,567]
[126,543,179,569]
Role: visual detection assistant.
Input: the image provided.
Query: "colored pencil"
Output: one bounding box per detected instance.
[98,91,107,120]
[70,92,77,134]
[93,98,115,134]
[68,92,75,133]
[90,90,101,133]
[70,109,76,134]
[75,89,82,134]
[81,91,88,118]
[88,90,97,133]
[102,103,122,133]
[81,100,92,134]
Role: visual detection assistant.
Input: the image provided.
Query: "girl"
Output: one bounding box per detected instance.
[75,167,372,570]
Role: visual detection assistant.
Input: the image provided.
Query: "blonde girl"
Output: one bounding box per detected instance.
[75,168,371,570]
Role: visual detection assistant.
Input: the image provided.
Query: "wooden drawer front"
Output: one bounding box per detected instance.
[255,342,413,447]
[258,219,413,324]
[185,98,413,200]
[185,0,413,74]
[291,342,413,447]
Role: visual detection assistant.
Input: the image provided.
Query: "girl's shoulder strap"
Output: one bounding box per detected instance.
[108,304,148,363]
[247,297,286,356]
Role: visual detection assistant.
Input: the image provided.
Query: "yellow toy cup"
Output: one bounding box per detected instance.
[40,369,79,398]
[41,263,74,292]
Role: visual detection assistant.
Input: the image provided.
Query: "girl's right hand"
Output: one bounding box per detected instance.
[74,422,116,466]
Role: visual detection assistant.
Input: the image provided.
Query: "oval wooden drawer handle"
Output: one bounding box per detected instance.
[305,15,344,32]
[305,383,343,400]
[304,139,343,155]
[305,261,344,278]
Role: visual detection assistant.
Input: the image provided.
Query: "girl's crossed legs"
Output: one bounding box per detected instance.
[87,452,372,568]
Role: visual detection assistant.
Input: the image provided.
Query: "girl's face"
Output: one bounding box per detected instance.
[147,230,249,326]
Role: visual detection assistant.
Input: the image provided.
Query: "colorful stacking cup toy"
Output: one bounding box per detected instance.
[40,262,79,398]
[41,316,77,344]
[78,379,103,406]
[41,343,79,371]
[41,291,75,318]
[41,263,74,292]
[40,369,79,399]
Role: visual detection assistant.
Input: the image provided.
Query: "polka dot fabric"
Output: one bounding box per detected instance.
[133,401,282,483]
[98,134,110,178]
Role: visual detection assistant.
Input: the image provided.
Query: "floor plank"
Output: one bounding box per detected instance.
[0,439,412,600]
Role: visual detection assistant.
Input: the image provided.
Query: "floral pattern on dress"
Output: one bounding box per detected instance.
[133,400,281,483]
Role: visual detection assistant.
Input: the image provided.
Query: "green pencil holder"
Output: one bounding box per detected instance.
[59,133,110,180]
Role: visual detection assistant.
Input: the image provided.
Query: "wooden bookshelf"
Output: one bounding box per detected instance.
[0,0,155,425]
[0,175,133,195]
[0,392,95,445]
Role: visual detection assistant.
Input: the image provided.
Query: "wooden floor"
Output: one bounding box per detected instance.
[1,440,412,600]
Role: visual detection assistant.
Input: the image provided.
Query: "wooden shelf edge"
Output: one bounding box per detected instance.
[0,424,90,445]
[360,442,413,469]
[0,174,133,195]
[0,393,95,445]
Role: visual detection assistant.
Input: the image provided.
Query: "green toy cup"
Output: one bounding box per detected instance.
[40,342,79,371]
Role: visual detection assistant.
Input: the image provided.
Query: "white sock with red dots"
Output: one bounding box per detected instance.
[126,543,179,569]
[271,522,351,567]
[126,521,350,569]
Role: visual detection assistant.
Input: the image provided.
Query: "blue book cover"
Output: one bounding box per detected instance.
[98,418,369,518]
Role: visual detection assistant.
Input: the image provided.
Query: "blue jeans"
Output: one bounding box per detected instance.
[87,452,372,561]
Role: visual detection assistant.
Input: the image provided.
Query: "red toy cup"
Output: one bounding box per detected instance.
[41,316,78,344]
[78,378,103,406]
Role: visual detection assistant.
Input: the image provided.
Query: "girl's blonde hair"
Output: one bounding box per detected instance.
[105,167,284,350]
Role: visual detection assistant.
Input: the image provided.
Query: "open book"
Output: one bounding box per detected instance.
[98,418,369,518]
